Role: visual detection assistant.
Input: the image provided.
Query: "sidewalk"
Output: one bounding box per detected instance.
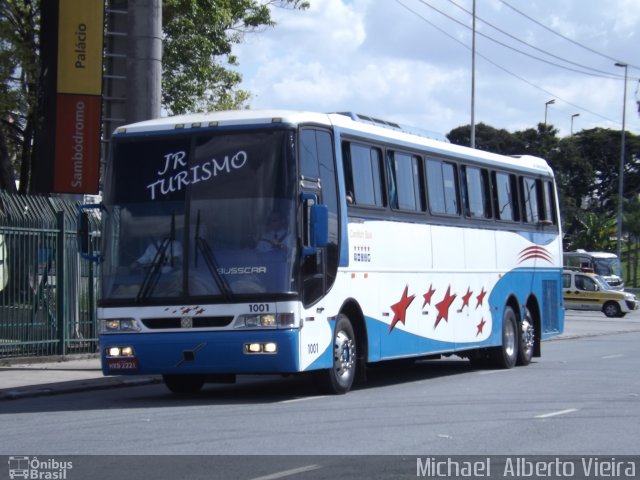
[0,356,160,400]
[2,314,640,400]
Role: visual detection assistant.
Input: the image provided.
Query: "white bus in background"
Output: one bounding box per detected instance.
[80,110,564,395]
[563,250,624,290]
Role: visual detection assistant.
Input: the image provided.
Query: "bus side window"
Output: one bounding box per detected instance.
[426,159,460,216]
[300,129,320,179]
[520,176,540,223]
[389,151,424,212]
[461,165,492,219]
[492,171,519,222]
[542,180,557,224]
[346,143,385,207]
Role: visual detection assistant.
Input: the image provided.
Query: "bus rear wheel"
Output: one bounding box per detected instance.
[491,306,518,369]
[517,307,535,366]
[163,374,205,394]
[317,314,357,394]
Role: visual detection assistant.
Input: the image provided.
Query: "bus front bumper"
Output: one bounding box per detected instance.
[100,329,300,376]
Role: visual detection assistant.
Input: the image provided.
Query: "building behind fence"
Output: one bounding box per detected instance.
[0,192,99,359]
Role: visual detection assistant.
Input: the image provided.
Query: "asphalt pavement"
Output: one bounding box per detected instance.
[2,310,640,400]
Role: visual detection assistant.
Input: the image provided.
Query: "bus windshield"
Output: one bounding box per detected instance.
[101,128,298,302]
[593,257,622,277]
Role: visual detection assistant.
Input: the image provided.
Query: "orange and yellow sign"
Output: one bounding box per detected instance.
[53,0,104,194]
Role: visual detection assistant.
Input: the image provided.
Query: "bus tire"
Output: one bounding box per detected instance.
[491,306,518,369]
[317,314,357,394]
[517,307,535,366]
[163,374,205,394]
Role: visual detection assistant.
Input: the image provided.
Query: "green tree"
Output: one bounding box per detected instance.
[447,122,524,155]
[162,0,308,115]
[0,0,39,193]
[0,0,309,193]
[569,211,617,251]
[623,195,640,286]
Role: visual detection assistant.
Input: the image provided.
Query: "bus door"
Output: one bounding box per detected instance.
[298,128,339,307]
[297,128,340,371]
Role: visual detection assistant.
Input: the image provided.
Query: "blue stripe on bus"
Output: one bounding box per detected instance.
[361,267,563,362]
[100,329,300,376]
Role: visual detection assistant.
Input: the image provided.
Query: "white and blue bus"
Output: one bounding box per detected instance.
[81,110,564,394]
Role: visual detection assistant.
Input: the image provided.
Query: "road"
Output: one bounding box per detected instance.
[1,310,639,479]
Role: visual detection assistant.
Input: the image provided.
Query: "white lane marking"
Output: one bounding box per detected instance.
[602,354,624,359]
[279,395,325,404]
[250,465,322,480]
[477,369,512,375]
[535,408,579,419]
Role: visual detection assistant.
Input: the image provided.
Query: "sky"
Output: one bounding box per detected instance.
[233,0,640,139]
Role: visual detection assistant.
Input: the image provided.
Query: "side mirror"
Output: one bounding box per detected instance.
[77,203,103,262]
[310,204,329,248]
[301,192,328,256]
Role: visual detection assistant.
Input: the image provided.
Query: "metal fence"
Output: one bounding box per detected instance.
[0,192,99,359]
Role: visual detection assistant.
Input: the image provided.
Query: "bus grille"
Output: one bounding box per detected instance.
[141,316,234,329]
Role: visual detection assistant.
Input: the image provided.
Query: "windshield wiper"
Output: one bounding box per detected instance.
[136,237,169,301]
[136,212,176,301]
[194,209,232,300]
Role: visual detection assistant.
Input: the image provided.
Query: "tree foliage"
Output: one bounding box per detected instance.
[162,0,308,115]
[448,122,640,251]
[0,0,309,193]
[0,0,40,193]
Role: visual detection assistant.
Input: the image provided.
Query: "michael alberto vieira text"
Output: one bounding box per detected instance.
[416,457,637,477]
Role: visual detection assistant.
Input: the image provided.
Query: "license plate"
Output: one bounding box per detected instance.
[106,358,140,371]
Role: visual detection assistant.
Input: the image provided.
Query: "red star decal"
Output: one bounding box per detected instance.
[389,285,415,333]
[460,287,473,310]
[422,284,436,307]
[476,318,486,336]
[434,286,457,328]
[476,287,487,309]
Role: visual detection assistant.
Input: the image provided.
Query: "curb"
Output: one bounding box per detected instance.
[0,376,162,401]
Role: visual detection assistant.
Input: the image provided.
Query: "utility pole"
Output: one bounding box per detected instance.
[102,0,161,191]
[127,0,162,123]
[104,0,161,135]
[470,0,476,149]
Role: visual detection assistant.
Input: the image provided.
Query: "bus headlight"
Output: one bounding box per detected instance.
[244,342,278,354]
[105,346,135,358]
[100,318,141,333]
[234,313,295,329]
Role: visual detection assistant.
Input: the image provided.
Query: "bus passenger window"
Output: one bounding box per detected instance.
[390,152,423,211]
[521,176,540,223]
[542,181,557,224]
[462,165,491,219]
[426,159,459,215]
[493,171,519,221]
[347,143,385,207]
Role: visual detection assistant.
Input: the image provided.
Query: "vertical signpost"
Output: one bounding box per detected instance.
[34,0,104,195]
[53,0,104,194]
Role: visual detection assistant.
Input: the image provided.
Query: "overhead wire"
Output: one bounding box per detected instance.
[393,0,619,124]
[446,0,632,81]
[416,0,625,80]
[498,0,640,71]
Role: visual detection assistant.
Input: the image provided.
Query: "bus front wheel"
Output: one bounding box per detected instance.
[317,314,357,394]
[163,374,205,394]
[491,306,518,369]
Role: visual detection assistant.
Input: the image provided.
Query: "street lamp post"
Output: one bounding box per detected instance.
[571,113,580,136]
[544,99,555,126]
[615,62,628,261]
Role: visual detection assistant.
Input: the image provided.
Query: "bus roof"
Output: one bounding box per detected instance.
[113,109,554,177]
